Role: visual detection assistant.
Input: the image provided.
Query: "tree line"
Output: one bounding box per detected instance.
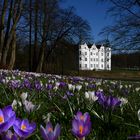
[0,0,91,72]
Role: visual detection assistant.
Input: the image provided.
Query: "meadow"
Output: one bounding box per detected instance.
[0,69,140,140]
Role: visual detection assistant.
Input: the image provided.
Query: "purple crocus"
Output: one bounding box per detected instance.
[13,118,36,138]
[96,92,121,110]
[59,82,66,88]
[9,80,21,89]
[23,79,31,89]
[1,130,18,140]
[40,122,61,140]
[34,80,42,91]
[72,111,91,139]
[63,91,74,99]
[0,106,16,133]
[47,84,53,90]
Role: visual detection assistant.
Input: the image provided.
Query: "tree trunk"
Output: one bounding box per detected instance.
[9,30,16,70]
[32,0,38,71]
[2,24,16,65]
[36,0,47,72]
[29,0,32,71]
[0,0,8,62]
[1,0,22,65]
[36,41,46,72]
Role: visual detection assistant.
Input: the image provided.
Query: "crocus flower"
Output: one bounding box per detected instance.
[75,85,82,91]
[47,84,53,90]
[85,91,98,102]
[13,118,36,138]
[1,130,18,140]
[9,80,21,89]
[119,97,128,106]
[72,111,91,139]
[11,100,22,111]
[97,92,121,110]
[59,82,66,88]
[68,84,75,91]
[63,91,74,99]
[23,79,31,89]
[23,100,36,113]
[0,106,16,133]
[34,80,42,91]
[20,92,28,102]
[40,122,61,140]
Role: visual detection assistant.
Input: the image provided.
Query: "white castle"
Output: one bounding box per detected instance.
[79,43,111,70]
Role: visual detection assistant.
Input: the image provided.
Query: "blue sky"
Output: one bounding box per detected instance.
[61,0,114,42]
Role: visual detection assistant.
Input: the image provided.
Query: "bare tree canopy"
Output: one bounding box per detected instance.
[0,0,92,72]
[99,0,140,51]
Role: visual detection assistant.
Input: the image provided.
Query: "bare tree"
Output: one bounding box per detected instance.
[99,0,140,51]
[0,0,8,62]
[0,0,23,68]
[11,0,92,72]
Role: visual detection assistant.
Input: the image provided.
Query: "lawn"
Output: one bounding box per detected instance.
[0,69,140,140]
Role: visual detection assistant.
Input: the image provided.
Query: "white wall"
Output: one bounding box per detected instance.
[79,43,111,70]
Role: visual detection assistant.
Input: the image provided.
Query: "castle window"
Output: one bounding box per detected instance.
[80,57,82,60]
[79,51,81,55]
[107,53,109,56]
[96,52,98,56]
[90,52,92,55]
[101,64,103,68]
[91,58,92,61]
[101,59,103,62]
[85,64,87,68]
[101,53,103,56]
[91,64,93,67]
[96,58,98,61]
[85,57,87,61]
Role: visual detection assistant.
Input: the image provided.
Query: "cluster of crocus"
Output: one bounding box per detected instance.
[0,105,36,139]
[96,91,121,110]
[12,92,39,114]
[72,111,91,139]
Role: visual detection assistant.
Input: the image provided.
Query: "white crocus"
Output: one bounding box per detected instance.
[68,84,75,91]
[85,92,90,99]
[76,85,82,91]
[85,91,98,102]
[23,100,36,113]
[11,99,22,110]
[20,92,28,101]
[138,109,140,121]
[42,113,51,123]
[85,82,88,86]
[119,84,123,89]
[119,97,128,106]
[135,87,140,92]
[53,86,58,91]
